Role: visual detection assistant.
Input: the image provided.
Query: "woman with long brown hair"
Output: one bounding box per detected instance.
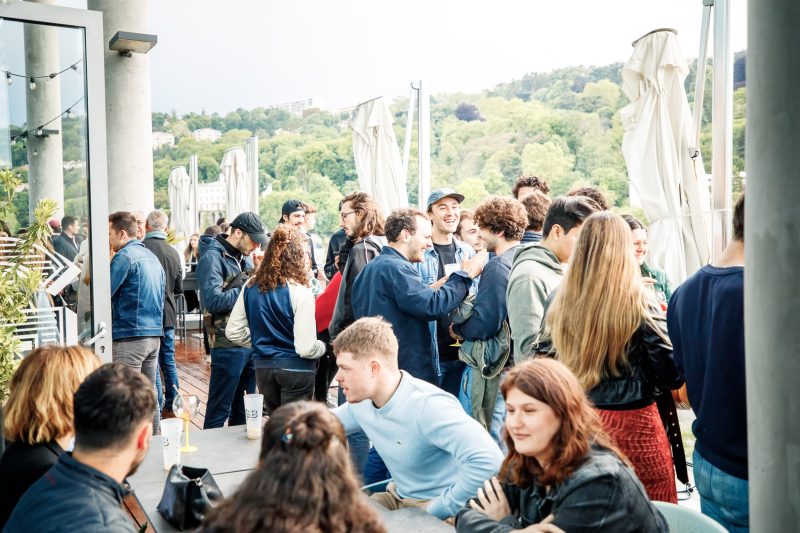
[456,358,667,532]
[226,225,325,414]
[199,401,386,533]
[538,212,683,503]
[0,345,101,528]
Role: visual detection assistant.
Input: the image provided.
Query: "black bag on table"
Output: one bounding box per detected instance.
[156,465,222,530]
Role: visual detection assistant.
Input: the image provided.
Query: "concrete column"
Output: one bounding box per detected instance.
[745,1,800,530]
[87,0,154,214]
[23,0,64,221]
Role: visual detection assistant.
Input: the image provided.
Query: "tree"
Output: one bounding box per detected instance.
[455,103,482,122]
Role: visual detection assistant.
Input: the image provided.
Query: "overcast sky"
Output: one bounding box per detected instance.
[21,0,748,116]
[142,0,747,115]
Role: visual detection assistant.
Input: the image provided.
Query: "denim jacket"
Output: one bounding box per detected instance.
[110,240,165,340]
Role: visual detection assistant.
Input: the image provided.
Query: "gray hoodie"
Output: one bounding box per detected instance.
[506,243,563,362]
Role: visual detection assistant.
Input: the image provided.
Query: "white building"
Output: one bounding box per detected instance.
[152,131,175,150]
[269,97,326,117]
[192,128,222,143]
[196,180,226,214]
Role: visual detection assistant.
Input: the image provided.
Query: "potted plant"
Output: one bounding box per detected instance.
[0,169,57,453]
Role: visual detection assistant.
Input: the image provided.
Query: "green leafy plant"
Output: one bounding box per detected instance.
[0,169,57,405]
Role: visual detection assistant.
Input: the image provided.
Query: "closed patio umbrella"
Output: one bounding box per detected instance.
[351,97,408,213]
[621,29,710,284]
[168,166,192,241]
[220,147,251,221]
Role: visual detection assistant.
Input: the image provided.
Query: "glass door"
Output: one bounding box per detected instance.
[0,2,111,360]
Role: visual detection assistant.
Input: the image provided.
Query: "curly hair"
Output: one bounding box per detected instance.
[500,358,627,488]
[521,191,552,232]
[473,196,528,241]
[249,225,309,292]
[512,175,550,198]
[567,186,610,210]
[384,208,426,243]
[342,191,385,240]
[199,402,386,533]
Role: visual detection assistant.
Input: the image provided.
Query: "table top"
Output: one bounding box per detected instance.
[128,425,453,532]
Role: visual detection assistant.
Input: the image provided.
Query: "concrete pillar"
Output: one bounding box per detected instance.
[87,0,154,214]
[745,1,800,530]
[23,0,64,221]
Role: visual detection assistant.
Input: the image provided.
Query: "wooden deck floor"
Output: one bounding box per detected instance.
[174,331,210,429]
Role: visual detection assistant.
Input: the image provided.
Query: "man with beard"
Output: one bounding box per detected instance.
[197,212,266,428]
[416,188,479,395]
[352,208,485,385]
[280,199,319,277]
[6,364,156,532]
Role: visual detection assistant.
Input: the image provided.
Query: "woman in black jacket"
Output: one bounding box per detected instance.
[0,345,101,528]
[456,358,667,532]
[536,212,684,503]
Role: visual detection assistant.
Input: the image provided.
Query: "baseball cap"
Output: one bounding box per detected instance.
[279,199,306,223]
[426,188,465,210]
[230,212,268,245]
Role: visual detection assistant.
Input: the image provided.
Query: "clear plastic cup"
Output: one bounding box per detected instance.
[161,418,183,470]
[244,393,264,440]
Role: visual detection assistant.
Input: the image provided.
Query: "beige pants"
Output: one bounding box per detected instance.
[370,482,430,511]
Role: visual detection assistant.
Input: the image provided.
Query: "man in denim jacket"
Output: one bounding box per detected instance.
[109,211,165,433]
[415,188,477,395]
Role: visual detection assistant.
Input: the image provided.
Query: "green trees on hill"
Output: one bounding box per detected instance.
[149,56,746,237]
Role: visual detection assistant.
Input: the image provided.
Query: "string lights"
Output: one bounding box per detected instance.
[1,58,83,90]
[8,97,84,145]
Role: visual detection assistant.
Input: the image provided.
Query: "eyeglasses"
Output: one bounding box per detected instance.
[340,210,356,220]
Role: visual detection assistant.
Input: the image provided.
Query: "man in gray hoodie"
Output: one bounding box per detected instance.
[506,196,599,362]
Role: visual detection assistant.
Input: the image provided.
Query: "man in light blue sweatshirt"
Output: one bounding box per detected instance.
[333,317,504,520]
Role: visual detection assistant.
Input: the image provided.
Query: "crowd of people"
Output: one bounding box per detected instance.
[0,176,748,532]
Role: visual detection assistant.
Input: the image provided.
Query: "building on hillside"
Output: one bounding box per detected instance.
[269,97,326,117]
[192,128,222,142]
[152,131,175,150]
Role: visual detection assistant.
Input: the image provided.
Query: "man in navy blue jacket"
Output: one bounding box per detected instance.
[352,208,485,384]
[667,193,747,531]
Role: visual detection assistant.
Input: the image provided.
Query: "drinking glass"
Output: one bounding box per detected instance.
[172,394,200,453]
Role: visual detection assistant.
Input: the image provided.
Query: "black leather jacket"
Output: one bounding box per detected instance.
[535,311,683,409]
[455,446,669,532]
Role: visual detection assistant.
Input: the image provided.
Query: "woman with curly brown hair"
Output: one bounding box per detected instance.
[200,401,386,533]
[227,225,325,414]
[455,358,668,532]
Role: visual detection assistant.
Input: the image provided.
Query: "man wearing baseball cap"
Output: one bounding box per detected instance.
[196,211,266,429]
[416,188,481,396]
[280,199,319,277]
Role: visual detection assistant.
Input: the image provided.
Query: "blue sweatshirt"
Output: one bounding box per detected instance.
[667,265,747,479]
[453,246,518,341]
[333,371,504,519]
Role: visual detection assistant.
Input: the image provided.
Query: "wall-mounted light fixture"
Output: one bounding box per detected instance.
[33,128,59,138]
[108,31,157,57]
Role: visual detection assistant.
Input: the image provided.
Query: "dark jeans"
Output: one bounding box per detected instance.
[204,347,255,429]
[338,386,371,476]
[364,447,391,485]
[154,327,179,410]
[438,359,466,397]
[255,367,316,415]
[314,353,338,403]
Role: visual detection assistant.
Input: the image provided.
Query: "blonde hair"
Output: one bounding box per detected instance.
[333,317,398,364]
[545,212,655,390]
[3,345,101,444]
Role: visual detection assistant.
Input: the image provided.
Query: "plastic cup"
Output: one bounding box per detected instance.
[161,418,183,470]
[244,393,264,440]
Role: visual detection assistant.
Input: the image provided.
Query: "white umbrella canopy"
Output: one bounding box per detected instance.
[621,30,710,284]
[220,147,251,221]
[168,166,192,241]
[351,97,408,214]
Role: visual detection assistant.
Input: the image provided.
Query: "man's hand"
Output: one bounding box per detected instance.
[520,514,565,533]
[461,250,488,279]
[429,276,448,290]
[468,477,510,521]
[642,276,657,287]
[251,250,264,269]
[449,324,463,342]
